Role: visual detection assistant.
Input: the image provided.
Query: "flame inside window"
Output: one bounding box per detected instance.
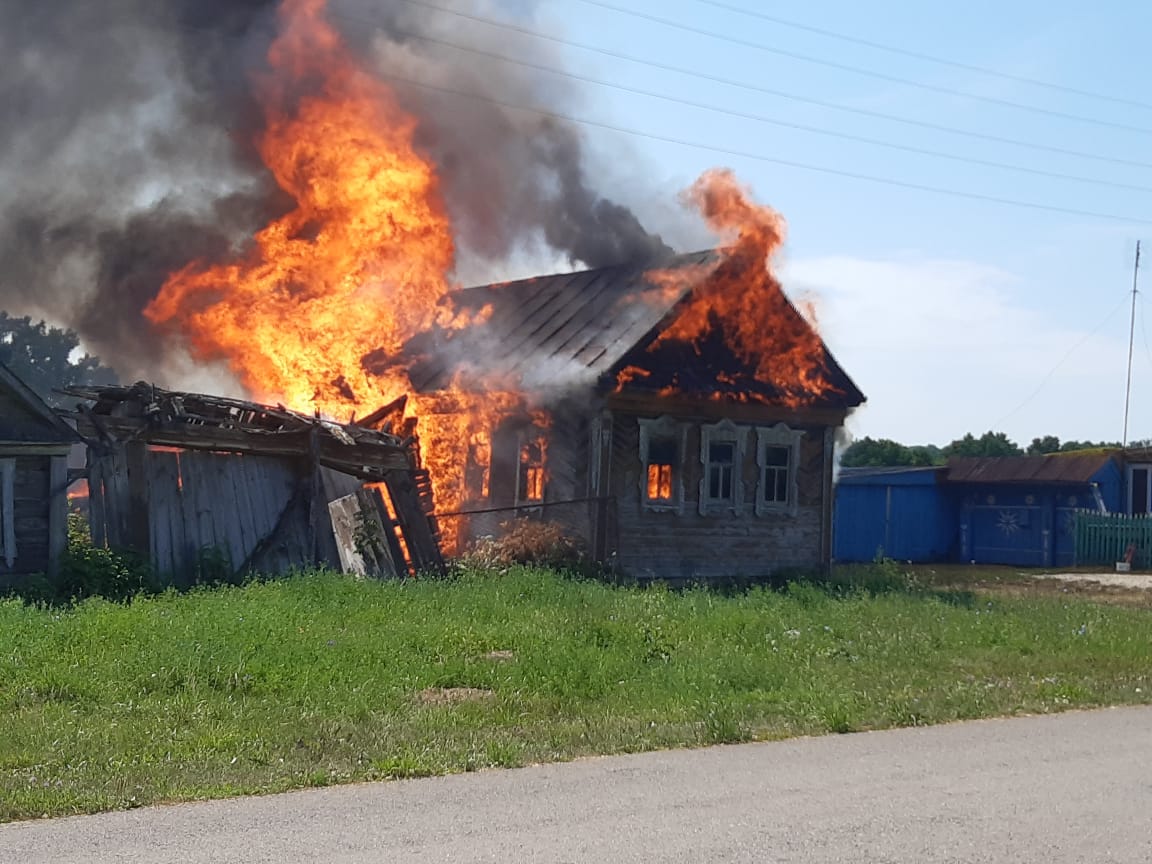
[646,437,678,502]
[519,439,545,503]
[647,463,673,500]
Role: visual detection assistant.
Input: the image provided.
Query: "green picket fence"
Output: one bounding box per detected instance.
[1074,511,1152,568]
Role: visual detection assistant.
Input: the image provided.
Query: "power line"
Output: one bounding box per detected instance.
[690,0,1152,113]
[572,0,1152,137]
[380,22,1152,195]
[394,0,1152,171]
[381,70,1152,225]
[994,291,1133,428]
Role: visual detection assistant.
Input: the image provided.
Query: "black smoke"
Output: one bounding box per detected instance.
[0,0,672,386]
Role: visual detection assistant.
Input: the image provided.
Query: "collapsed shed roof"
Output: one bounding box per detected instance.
[62,382,415,479]
[408,249,864,410]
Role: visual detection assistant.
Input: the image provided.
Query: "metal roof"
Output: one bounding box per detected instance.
[837,465,944,483]
[945,453,1117,485]
[409,249,864,408]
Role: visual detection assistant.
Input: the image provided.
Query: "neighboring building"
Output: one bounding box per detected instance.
[833,466,954,564]
[834,452,1126,568]
[0,363,77,587]
[411,250,867,582]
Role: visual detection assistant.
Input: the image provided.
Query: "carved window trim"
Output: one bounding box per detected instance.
[699,419,748,516]
[755,423,804,517]
[638,416,686,513]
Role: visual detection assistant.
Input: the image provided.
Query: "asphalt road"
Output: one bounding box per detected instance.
[3,706,1151,863]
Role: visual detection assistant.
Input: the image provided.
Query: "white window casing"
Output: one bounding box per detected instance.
[638,416,686,513]
[755,423,804,516]
[699,419,748,516]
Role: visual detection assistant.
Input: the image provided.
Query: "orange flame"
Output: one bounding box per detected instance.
[145,0,454,415]
[141,0,545,554]
[620,169,838,407]
[646,463,673,501]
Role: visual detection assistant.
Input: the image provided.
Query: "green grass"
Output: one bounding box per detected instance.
[2,567,1150,821]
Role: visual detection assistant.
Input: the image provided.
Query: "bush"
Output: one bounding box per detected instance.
[460,519,586,571]
[16,512,154,605]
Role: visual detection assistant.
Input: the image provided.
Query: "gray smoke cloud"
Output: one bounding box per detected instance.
[0,0,675,387]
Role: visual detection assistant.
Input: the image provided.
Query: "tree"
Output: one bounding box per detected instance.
[0,312,117,407]
[1027,435,1062,455]
[840,437,942,468]
[942,431,1022,458]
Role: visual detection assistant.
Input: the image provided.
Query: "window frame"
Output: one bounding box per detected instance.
[755,423,804,517]
[515,432,547,508]
[699,419,748,516]
[638,416,686,513]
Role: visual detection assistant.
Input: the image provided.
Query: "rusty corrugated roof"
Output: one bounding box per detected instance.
[407,249,865,408]
[945,453,1117,485]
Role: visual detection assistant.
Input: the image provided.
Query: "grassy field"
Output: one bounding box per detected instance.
[2,566,1150,821]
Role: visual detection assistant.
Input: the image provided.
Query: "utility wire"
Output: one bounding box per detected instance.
[381,22,1152,195]
[380,70,1152,225]
[691,0,1152,113]
[572,0,1152,136]
[994,291,1133,428]
[394,0,1152,171]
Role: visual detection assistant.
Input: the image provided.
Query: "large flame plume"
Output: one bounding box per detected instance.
[145,0,454,415]
[619,169,839,408]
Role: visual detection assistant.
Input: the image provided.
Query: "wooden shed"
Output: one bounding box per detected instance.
[65,383,443,584]
[0,363,77,587]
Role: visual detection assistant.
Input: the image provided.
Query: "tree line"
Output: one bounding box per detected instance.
[841,431,1150,468]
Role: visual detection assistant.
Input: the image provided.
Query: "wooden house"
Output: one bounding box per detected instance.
[0,363,77,587]
[409,250,866,582]
[65,383,442,584]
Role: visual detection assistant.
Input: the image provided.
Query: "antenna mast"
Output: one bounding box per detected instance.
[1123,241,1142,448]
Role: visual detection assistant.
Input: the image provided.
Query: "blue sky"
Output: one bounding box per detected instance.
[499,0,1152,447]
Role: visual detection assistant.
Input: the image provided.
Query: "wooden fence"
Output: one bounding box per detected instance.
[1074,511,1152,568]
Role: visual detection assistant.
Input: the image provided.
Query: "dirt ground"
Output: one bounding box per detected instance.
[909,564,1152,608]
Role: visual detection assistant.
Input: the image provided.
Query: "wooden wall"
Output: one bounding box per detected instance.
[606,410,833,582]
[89,446,363,584]
[0,453,68,587]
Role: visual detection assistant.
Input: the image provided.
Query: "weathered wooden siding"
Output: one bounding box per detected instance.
[607,411,832,582]
[89,446,366,583]
[0,389,61,442]
[0,455,52,584]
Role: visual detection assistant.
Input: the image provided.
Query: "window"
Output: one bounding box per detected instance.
[700,420,747,515]
[755,423,804,516]
[517,438,545,505]
[0,459,14,568]
[761,445,791,504]
[639,416,685,511]
[707,440,737,501]
[647,437,677,503]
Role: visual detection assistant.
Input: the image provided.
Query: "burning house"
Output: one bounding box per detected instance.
[404,242,865,581]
